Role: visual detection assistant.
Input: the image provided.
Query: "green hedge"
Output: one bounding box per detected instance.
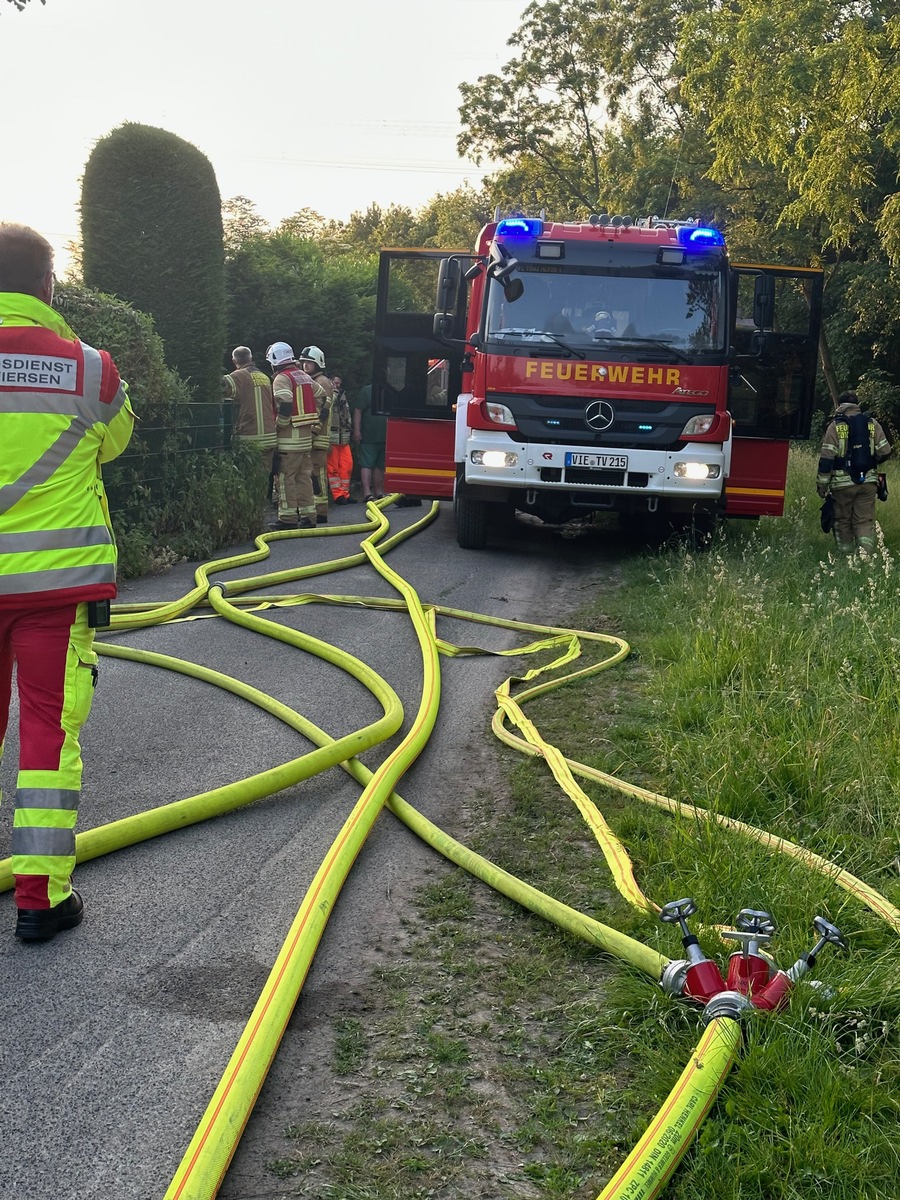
[81,122,225,402]
[56,281,264,577]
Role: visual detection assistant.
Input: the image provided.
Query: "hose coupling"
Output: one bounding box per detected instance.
[702,989,753,1026]
[660,958,691,997]
[208,581,228,599]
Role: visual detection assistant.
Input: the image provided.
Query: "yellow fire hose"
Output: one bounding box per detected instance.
[595,1018,742,1200]
[2,497,894,1199]
[164,505,447,1199]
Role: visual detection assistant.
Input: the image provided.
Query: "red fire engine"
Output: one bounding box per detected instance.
[372,213,823,548]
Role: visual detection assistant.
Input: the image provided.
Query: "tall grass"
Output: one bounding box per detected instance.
[566,447,900,1198]
[270,447,899,1199]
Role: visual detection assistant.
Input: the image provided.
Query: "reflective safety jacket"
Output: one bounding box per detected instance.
[0,292,135,610]
[329,386,352,446]
[222,365,276,448]
[307,369,334,452]
[817,403,891,492]
[273,365,321,453]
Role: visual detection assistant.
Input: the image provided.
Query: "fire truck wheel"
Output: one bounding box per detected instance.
[455,492,488,549]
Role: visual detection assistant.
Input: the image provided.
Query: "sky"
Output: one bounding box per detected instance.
[2,0,528,277]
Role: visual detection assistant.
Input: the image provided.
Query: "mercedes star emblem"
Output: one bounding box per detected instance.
[584,400,615,431]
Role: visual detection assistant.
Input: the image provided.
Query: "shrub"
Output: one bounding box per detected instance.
[81,122,226,402]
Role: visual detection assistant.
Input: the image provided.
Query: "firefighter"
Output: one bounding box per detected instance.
[268,342,323,530]
[816,392,892,554]
[221,346,277,505]
[0,223,135,941]
[326,371,353,504]
[299,346,334,523]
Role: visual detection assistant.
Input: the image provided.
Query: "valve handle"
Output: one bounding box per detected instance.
[736,908,775,937]
[659,898,697,924]
[811,915,848,953]
[721,928,772,950]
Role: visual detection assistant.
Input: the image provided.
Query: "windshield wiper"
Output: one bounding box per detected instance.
[591,335,690,363]
[537,332,585,359]
[489,329,586,359]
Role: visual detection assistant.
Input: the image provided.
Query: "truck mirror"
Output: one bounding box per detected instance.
[436,258,461,313]
[433,312,454,338]
[503,278,524,303]
[753,275,775,330]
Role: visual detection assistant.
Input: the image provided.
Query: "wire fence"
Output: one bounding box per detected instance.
[105,401,235,515]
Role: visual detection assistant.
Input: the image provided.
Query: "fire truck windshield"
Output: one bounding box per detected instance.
[484,261,724,356]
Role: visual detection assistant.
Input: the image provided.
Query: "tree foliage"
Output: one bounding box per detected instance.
[456,0,900,411]
[681,1,900,258]
[81,123,225,401]
[225,232,377,389]
[223,195,270,257]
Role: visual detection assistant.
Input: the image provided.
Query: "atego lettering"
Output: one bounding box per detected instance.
[0,355,78,391]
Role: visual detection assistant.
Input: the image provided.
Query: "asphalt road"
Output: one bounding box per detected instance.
[0,502,620,1200]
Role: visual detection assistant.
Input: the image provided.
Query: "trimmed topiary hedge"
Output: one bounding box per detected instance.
[81,122,226,404]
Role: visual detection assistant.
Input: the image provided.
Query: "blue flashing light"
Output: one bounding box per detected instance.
[638,424,654,432]
[677,225,725,248]
[496,217,544,238]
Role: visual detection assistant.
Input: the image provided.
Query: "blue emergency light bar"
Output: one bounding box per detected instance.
[496,217,544,238]
[677,225,725,248]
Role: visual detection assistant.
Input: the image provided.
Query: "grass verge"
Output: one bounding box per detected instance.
[269,448,900,1200]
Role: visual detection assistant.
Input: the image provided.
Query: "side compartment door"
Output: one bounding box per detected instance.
[374,249,472,499]
[726,264,823,516]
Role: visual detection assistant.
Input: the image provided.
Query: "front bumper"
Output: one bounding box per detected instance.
[463,433,726,501]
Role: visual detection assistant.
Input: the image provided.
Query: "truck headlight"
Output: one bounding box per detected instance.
[674,461,721,480]
[485,402,516,426]
[681,414,716,436]
[472,450,518,468]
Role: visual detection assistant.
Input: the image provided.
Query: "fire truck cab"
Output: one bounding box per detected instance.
[372,214,823,548]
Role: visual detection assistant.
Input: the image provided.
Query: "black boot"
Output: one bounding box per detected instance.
[15,889,84,942]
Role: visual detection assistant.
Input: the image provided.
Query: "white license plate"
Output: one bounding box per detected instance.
[565,452,628,470]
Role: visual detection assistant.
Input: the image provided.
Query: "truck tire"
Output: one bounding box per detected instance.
[455,492,488,549]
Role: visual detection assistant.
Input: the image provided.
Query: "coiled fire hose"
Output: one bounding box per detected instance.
[1,498,896,1200]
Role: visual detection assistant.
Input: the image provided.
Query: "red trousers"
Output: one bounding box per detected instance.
[0,603,96,908]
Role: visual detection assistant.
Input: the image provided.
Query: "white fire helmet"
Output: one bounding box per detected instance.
[300,345,326,370]
[266,341,295,368]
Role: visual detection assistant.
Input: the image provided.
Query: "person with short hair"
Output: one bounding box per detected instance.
[0,223,135,941]
[222,345,277,505]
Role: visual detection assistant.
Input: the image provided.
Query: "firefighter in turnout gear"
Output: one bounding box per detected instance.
[0,223,135,941]
[268,342,324,530]
[222,346,277,502]
[299,346,333,523]
[816,392,891,554]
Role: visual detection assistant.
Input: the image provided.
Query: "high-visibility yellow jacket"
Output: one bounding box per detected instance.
[0,291,135,609]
